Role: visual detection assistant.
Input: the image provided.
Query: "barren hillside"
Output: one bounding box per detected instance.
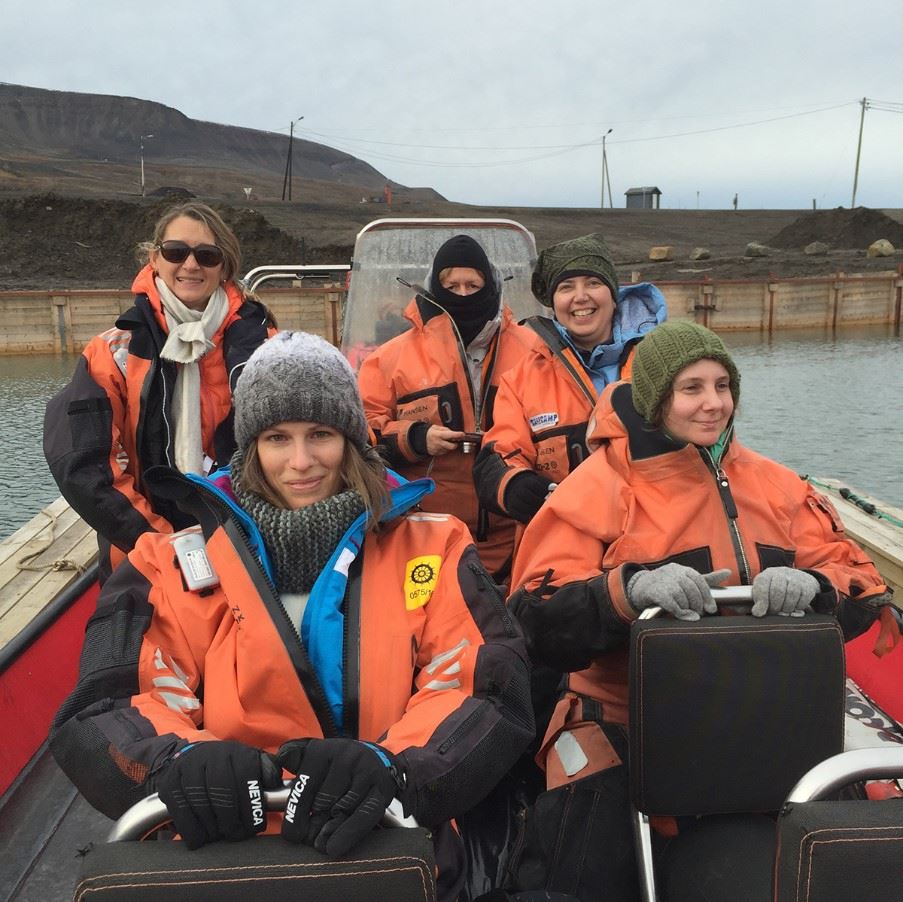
[0,83,441,201]
[0,84,900,289]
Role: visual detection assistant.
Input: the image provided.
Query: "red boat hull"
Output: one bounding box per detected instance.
[0,578,98,797]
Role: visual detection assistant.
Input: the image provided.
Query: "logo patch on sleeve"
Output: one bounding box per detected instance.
[404,555,442,610]
[529,412,559,432]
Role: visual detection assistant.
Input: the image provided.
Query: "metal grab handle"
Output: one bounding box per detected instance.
[638,586,754,620]
[710,586,754,603]
[785,747,903,804]
[108,788,416,842]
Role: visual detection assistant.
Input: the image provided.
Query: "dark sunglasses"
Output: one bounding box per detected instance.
[157,240,225,268]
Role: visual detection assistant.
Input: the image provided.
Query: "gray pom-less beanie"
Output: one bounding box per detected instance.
[233,331,369,452]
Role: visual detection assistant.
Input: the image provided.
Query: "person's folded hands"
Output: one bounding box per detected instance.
[627,563,731,621]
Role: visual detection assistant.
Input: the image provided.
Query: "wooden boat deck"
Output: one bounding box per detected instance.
[812,478,903,600]
[0,495,97,657]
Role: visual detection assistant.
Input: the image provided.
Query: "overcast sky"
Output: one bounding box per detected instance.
[3,0,901,210]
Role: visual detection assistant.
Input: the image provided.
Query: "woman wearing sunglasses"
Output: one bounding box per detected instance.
[44,201,274,582]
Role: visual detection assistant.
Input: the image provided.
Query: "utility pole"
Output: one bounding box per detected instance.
[600,128,613,209]
[282,116,304,202]
[851,97,868,208]
[139,134,154,197]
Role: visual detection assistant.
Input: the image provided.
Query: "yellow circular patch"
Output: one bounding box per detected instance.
[404,555,442,610]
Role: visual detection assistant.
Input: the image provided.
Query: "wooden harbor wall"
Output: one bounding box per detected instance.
[656,271,903,332]
[0,271,900,354]
[0,285,345,354]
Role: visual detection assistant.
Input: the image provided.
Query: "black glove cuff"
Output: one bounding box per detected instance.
[361,741,408,797]
[408,421,430,458]
[806,568,839,614]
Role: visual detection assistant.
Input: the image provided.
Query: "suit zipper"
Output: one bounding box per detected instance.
[702,448,751,584]
[469,561,518,638]
[208,488,340,738]
[447,319,479,427]
[438,706,484,754]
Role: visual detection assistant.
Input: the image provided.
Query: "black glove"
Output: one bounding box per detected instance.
[157,740,281,849]
[277,738,405,858]
[503,471,555,523]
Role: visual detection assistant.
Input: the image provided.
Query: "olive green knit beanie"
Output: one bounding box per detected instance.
[631,321,741,423]
[531,233,619,306]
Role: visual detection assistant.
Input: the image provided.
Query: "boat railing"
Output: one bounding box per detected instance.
[108,788,416,842]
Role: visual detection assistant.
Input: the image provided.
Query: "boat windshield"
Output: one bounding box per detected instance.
[341,218,544,370]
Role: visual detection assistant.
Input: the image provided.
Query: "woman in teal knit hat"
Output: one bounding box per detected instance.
[504,320,895,901]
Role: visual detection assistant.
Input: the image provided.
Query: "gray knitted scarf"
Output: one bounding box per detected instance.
[230,450,365,594]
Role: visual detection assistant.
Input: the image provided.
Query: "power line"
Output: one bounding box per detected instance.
[604,102,857,145]
[298,102,855,153]
[293,101,861,171]
[272,98,867,136]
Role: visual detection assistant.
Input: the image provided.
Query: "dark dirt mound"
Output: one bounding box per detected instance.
[0,193,305,289]
[768,207,903,250]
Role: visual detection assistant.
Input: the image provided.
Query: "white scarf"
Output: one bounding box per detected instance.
[156,277,229,474]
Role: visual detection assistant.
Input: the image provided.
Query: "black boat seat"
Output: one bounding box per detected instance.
[74,790,437,902]
[628,605,847,902]
[775,747,903,902]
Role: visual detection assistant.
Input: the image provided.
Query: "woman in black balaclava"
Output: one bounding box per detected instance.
[424,234,500,346]
[358,234,538,584]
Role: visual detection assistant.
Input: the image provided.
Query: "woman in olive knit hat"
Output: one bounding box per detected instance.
[474,233,666,534]
[504,320,894,901]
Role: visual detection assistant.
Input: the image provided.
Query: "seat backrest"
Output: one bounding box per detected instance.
[775,747,903,902]
[629,614,845,817]
[776,799,903,901]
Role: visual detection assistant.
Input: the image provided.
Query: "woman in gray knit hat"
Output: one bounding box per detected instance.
[51,330,533,902]
[504,321,894,901]
[474,233,666,532]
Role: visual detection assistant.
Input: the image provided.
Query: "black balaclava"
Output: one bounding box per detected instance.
[420,235,500,346]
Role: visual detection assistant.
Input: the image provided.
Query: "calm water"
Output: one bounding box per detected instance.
[1,325,901,540]
[0,353,79,540]
[725,326,902,509]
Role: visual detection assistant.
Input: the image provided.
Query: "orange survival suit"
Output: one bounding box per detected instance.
[43,264,272,579]
[358,296,539,581]
[51,466,534,901]
[502,378,894,900]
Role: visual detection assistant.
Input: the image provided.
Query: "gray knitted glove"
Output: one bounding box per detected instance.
[627,564,731,621]
[751,567,819,617]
